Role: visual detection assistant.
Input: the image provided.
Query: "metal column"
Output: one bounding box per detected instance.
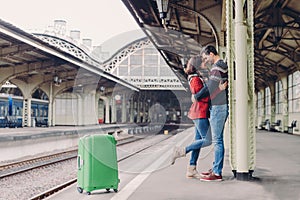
[105,98,110,124]
[235,0,249,179]
[227,0,256,180]
[121,94,127,123]
[48,82,53,126]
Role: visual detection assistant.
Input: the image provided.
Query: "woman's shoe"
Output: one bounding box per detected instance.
[186,165,200,179]
[170,146,186,165]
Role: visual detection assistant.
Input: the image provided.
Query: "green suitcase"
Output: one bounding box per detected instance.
[77,134,119,194]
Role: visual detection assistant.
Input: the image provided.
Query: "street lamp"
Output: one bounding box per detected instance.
[156,0,169,19]
[181,57,187,69]
[272,6,285,43]
[100,86,105,93]
[163,10,171,25]
[53,75,62,86]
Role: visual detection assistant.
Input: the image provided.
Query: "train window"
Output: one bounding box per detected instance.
[32,89,49,100]
[16,107,21,116]
[44,109,48,117]
[31,102,48,118]
[0,105,5,117]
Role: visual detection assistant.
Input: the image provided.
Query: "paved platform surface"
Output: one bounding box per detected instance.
[48,128,300,200]
[124,130,300,200]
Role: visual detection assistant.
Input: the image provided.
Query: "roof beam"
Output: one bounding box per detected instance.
[0,43,34,57]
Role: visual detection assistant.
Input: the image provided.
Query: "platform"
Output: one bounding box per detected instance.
[0,124,131,141]
[0,124,135,163]
[48,128,300,200]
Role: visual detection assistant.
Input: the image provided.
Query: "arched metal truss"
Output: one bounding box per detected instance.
[102,38,184,90]
[33,33,102,67]
[102,38,151,73]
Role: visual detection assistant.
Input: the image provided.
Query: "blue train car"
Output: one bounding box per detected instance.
[0,94,49,128]
[0,95,23,128]
[31,100,49,127]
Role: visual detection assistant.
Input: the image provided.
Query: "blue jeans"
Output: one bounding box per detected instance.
[186,118,211,166]
[210,104,229,175]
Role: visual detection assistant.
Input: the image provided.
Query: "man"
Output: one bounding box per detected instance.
[194,45,229,181]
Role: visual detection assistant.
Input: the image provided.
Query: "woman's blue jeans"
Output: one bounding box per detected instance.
[210,104,229,175]
[186,118,211,166]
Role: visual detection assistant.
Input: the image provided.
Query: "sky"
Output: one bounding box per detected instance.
[0,0,140,46]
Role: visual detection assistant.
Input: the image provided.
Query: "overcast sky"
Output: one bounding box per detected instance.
[0,0,140,46]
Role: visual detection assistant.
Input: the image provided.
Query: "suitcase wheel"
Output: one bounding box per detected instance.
[113,189,118,193]
[87,192,91,195]
[106,188,110,192]
[77,187,83,193]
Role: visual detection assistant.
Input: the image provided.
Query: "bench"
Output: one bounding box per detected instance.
[258,119,269,130]
[287,120,297,134]
[35,117,48,127]
[6,116,21,128]
[270,120,281,131]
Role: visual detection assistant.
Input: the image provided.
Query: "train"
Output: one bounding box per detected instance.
[0,94,49,128]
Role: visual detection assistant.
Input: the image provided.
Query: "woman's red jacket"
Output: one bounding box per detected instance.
[188,75,210,119]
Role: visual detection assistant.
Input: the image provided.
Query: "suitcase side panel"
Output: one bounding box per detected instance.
[91,135,119,189]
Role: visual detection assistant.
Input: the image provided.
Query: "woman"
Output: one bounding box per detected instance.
[171,55,212,179]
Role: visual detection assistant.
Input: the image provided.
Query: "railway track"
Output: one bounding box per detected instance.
[0,124,184,200]
[28,132,176,200]
[0,150,78,179]
[0,133,146,179]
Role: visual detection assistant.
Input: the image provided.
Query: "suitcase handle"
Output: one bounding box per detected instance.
[77,155,84,170]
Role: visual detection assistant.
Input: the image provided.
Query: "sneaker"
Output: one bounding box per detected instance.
[200,168,212,176]
[200,173,222,181]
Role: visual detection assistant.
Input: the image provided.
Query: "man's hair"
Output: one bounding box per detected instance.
[201,45,218,56]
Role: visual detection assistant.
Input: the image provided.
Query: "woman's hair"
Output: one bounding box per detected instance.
[184,55,202,75]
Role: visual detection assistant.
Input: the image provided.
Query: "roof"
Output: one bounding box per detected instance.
[0,18,139,93]
[121,0,300,91]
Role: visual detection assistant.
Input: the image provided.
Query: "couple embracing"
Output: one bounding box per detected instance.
[171,45,229,182]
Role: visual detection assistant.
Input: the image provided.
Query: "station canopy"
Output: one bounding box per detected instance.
[121,0,300,91]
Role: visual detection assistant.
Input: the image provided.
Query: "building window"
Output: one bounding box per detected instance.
[275,81,283,114]
[144,55,158,65]
[116,43,180,89]
[130,55,142,66]
[130,66,143,76]
[257,91,263,116]
[288,71,300,113]
[265,87,271,115]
